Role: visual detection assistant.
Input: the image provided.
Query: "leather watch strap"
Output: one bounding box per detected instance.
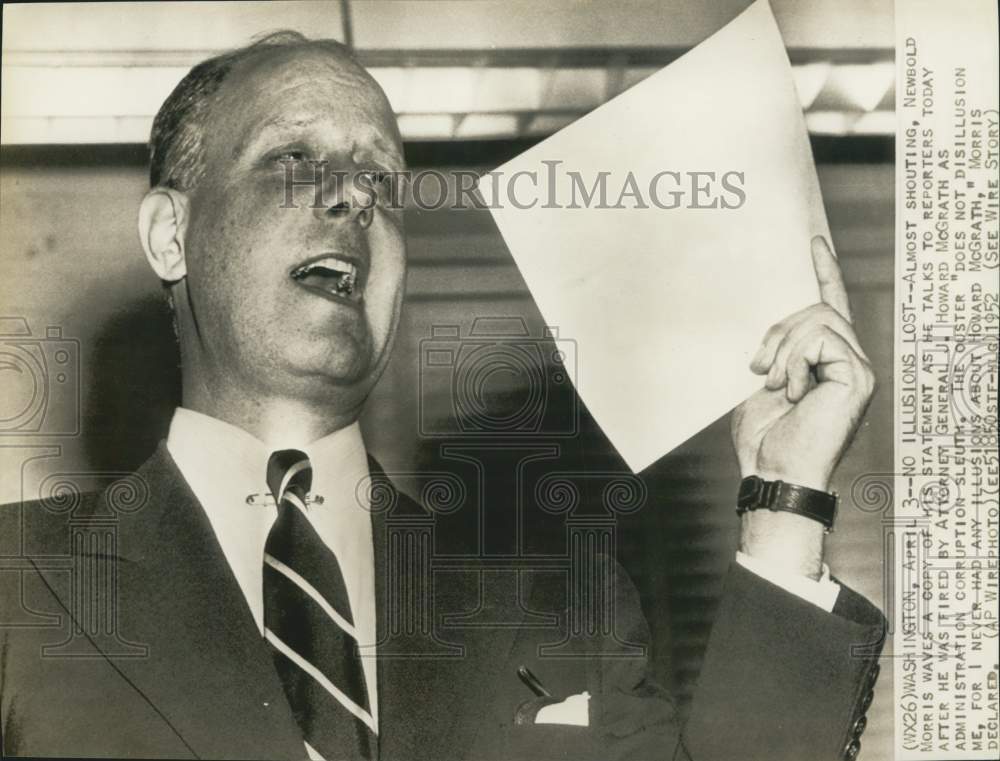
[736,476,838,531]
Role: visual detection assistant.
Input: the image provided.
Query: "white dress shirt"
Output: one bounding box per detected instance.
[166,407,380,738]
[736,551,840,611]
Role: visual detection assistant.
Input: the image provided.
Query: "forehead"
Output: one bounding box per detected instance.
[206,45,402,162]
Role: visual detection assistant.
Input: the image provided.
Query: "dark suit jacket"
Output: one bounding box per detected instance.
[1,444,884,760]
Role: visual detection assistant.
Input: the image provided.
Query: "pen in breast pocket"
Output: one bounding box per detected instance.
[517,666,552,698]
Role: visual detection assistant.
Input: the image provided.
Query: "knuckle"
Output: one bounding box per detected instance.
[818,302,839,320]
[819,305,851,333]
[808,308,837,333]
[814,323,837,342]
[859,362,877,396]
[834,310,855,332]
[805,302,827,320]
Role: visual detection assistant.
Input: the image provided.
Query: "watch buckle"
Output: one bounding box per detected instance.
[826,491,840,534]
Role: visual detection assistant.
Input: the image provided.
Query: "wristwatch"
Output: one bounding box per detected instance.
[736,475,838,532]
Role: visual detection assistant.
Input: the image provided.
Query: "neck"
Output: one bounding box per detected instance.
[180,362,362,448]
[171,292,369,446]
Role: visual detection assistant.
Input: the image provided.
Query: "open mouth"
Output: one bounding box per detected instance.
[290,254,364,302]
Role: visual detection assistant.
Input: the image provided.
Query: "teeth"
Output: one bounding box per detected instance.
[293,257,357,279]
[291,256,359,298]
[334,271,356,296]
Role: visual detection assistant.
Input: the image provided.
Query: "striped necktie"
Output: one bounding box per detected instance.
[262,449,375,760]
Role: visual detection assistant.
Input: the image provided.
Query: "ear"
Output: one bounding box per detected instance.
[137,188,190,282]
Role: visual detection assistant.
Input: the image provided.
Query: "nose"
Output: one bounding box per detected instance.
[318,201,373,229]
[314,173,374,230]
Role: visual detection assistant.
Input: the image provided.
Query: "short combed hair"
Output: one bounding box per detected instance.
[148,31,355,190]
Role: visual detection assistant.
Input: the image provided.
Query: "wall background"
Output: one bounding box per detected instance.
[0,150,893,756]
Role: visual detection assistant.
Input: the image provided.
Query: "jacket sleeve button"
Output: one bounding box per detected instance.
[844,739,861,760]
[860,690,874,713]
[866,663,880,689]
[852,715,867,738]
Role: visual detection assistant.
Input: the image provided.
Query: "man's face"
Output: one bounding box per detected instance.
[180,46,406,409]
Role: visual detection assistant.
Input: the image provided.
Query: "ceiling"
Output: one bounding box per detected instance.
[1,0,895,145]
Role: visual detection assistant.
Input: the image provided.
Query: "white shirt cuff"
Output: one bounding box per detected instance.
[735,551,840,612]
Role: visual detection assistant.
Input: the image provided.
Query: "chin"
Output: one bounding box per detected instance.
[296,345,376,390]
[268,364,371,418]
[262,321,391,402]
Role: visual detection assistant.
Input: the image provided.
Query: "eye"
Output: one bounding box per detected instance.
[358,168,401,206]
[360,168,391,187]
[272,149,308,165]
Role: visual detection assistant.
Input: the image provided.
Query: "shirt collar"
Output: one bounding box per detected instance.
[163,406,375,637]
[166,406,369,505]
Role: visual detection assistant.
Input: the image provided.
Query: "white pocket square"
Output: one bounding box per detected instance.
[535,691,591,727]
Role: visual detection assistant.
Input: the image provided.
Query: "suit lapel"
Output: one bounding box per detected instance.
[367,458,528,761]
[47,445,531,760]
[96,444,304,759]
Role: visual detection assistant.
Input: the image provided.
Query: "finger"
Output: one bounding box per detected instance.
[786,354,814,402]
[765,357,786,390]
[769,305,868,383]
[753,310,812,375]
[779,324,849,401]
[811,331,874,397]
[774,325,824,398]
[751,321,786,374]
[752,302,868,375]
[784,324,869,401]
[811,235,852,323]
[765,332,789,388]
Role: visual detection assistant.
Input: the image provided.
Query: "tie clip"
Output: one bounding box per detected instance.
[245,493,325,507]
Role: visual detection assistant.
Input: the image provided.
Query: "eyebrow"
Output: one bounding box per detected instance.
[236,117,404,169]
[233,116,315,162]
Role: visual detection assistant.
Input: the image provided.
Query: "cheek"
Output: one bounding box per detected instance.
[184,190,287,339]
[188,219,244,312]
[189,180,290,286]
[365,211,407,349]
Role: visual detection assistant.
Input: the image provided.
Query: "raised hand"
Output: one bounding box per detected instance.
[731,236,876,575]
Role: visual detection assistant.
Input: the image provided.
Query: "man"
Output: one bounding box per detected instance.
[1,32,884,761]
